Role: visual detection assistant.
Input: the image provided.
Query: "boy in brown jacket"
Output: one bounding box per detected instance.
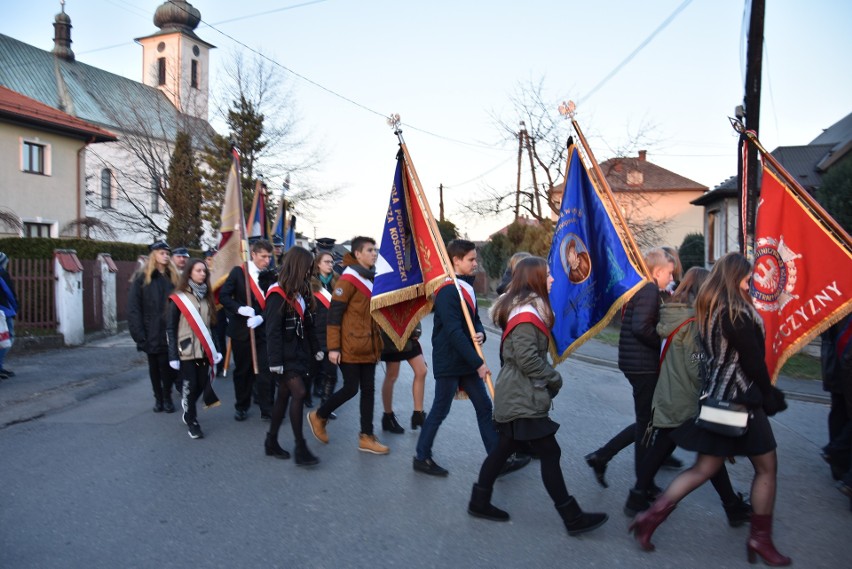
[308,236,389,454]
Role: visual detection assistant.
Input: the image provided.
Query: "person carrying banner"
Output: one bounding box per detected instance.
[307,236,389,455]
[413,239,530,476]
[265,246,321,466]
[219,239,273,421]
[128,241,179,413]
[584,247,676,488]
[469,256,608,535]
[630,253,791,566]
[310,251,338,413]
[166,258,222,439]
[623,267,751,525]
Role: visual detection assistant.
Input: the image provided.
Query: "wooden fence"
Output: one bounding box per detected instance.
[8,258,56,332]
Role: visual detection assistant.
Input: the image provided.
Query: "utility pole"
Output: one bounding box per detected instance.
[740,0,765,258]
[514,122,525,220]
[438,183,445,222]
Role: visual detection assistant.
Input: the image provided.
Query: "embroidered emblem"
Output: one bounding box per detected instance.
[334,287,344,297]
[751,235,800,313]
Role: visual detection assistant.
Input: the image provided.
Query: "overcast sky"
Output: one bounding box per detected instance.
[4,0,851,244]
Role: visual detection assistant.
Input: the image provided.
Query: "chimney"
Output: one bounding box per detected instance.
[52,2,75,61]
[638,150,647,161]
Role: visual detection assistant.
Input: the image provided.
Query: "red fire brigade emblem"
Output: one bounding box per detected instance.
[751,236,800,313]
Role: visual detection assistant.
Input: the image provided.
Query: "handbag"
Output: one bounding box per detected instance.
[695,397,750,437]
[0,312,10,349]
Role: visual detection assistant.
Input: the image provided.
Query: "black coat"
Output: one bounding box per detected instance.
[617,282,664,375]
[431,276,485,379]
[265,292,319,376]
[128,270,174,354]
[219,265,267,343]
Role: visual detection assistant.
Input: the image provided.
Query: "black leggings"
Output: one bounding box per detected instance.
[637,427,737,503]
[269,371,307,442]
[477,432,570,506]
[147,352,174,402]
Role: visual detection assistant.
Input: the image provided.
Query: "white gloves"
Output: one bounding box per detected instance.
[269,365,284,374]
[246,315,264,329]
[315,351,325,361]
[237,306,255,318]
[169,360,180,370]
[213,352,223,364]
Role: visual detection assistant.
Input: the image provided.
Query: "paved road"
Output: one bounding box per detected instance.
[0,316,848,568]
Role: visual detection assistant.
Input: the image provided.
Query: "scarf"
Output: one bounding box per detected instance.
[188,281,208,300]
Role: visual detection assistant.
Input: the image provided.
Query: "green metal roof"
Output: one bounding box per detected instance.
[0,33,214,144]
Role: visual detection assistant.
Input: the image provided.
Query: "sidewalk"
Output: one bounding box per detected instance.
[478,307,828,405]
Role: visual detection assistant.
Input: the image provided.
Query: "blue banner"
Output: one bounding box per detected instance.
[548,142,648,361]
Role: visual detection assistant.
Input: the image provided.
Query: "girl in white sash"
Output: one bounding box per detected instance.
[468,256,608,537]
[167,259,222,439]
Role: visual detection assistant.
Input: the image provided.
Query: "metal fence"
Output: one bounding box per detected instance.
[8,258,56,332]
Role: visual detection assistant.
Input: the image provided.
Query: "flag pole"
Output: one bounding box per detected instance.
[731,119,852,252]
[389,114,495,399]
[559,102,651,278]
[236,150,259,374]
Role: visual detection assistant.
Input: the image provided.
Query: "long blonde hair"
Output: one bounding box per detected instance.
[695,253,753,331]
[142,253,179,286]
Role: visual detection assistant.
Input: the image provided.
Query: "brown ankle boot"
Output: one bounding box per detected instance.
[746,514,791,566]
[628,497,676,551]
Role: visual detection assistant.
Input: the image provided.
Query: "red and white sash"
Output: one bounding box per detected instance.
[267,284,306,321]
[339,266,373,298]
[659,317,695,369]
[501,303,550,353]
[170,292,216,367]
[313,287,332,309]
[435,277,476,313]
[241,264,266,310]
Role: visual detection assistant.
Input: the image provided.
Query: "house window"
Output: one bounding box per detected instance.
[24,222,52,238]
[157,57,166,86]
[707,209,719,263]
[191,59,199,88]
[150,177,160,213]
[23,141,45,174]
[626,170,644,186]
[101,169,113,209]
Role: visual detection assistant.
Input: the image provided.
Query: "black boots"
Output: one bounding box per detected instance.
[153,399,164,413]
[294,438,319,466]
[556,497,609,536]
[163,396,175,414]
[382,412,405,434]
[411,410,426,430]
[467,483,510,521]
[264,433,291,459]
[584,452,609,488]
[624,488,650,517]
[723,492,752,527]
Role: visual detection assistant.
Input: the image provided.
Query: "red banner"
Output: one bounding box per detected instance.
[752,165,852,381]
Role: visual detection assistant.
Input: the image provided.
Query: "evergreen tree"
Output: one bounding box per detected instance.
[165,131,203,248]
[202,95,270,229]
[679,232,705,271]
[815,154,852,234]
[436,219,459,246]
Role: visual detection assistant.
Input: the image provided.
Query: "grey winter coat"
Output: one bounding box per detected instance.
[652,303,702,428]
[493,318,562,423]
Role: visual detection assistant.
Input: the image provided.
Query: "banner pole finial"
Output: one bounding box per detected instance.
[387,113,404,144]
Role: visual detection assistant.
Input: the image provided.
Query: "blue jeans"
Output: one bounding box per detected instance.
[415,373,498,461]
[0,316,14,370]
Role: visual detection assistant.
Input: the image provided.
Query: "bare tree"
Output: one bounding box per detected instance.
[203,51,336,232]
[464,78,667,245]
[0,208,23,235]
[62,217,117,240]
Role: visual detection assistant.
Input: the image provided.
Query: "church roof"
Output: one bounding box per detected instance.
[0,33,214,144]
[0,85,116,142]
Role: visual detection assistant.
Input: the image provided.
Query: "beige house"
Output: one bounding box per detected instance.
[598,150,707,250]
[0,85,115,238]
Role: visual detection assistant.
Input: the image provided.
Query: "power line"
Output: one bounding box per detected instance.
[578,0,695,104]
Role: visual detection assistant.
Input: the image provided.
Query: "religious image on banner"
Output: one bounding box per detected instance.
[549,139,649,362]
[751,163,852,382]
[372,150,448,350]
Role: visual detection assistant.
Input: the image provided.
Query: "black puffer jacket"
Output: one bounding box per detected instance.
[617,282,665,375]
[265,291,319,376]
[128,270,175,355]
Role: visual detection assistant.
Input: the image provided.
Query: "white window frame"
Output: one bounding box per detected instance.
[20,137,52,176]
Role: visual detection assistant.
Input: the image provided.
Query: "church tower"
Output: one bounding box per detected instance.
[135,0,215,120]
